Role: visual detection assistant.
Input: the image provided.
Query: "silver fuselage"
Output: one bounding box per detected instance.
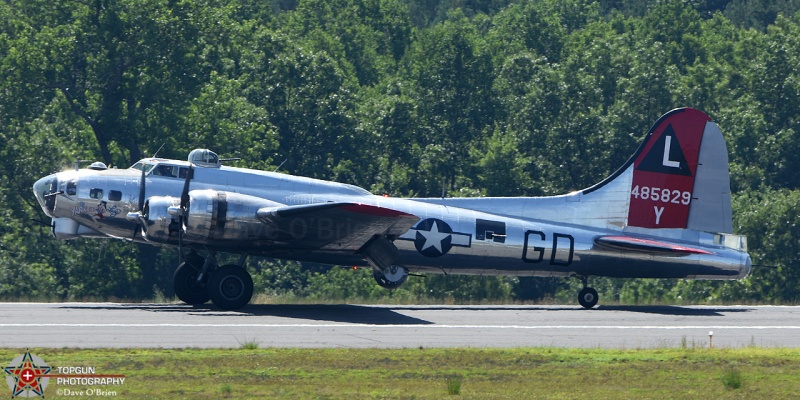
[33,159,751,280]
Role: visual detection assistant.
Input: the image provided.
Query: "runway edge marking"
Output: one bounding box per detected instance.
[2,324,800,330]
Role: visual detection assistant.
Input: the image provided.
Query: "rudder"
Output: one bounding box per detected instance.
[687,119,733,233]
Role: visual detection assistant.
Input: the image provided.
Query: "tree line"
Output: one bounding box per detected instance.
[2,0,800,304]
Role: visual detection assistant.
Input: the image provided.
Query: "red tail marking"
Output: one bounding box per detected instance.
[628,109,709,229]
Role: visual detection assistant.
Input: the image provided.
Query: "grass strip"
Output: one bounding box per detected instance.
[1,347,798,399]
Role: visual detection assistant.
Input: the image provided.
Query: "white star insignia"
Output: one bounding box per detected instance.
[418,220,450,253]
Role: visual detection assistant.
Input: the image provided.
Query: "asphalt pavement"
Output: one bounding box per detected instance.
[1,303,798,348]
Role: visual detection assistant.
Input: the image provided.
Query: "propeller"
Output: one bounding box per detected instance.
[127,165,148,241]
[180,164,193,212]
[138,164,147,212]
[176,163,194,263]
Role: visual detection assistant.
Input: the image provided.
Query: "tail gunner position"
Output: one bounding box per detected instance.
[34,108,751,310]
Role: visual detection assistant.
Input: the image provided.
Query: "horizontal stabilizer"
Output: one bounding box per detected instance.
[594,235,713,255]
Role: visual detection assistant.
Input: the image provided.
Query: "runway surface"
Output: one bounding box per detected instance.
[1,303,799,349]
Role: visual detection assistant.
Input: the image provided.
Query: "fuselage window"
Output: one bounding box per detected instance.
[90,188,104,200]
[109,190,122,201]
[66,180,77,196]
[179,167,188,179]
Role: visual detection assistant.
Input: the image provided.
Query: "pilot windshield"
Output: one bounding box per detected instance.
[152,164,178,178]
[131,162,156,174]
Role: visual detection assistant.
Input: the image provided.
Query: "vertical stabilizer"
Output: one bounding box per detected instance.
[627,108,709,229]
[581,108,734,233]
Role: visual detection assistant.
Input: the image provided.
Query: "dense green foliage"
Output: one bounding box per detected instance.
[3,0,800,304]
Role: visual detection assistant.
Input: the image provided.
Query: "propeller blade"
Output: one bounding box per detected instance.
[180,164,193,209]
[138,166,146,211]
[177,164,194,264]
[178,164,194,240]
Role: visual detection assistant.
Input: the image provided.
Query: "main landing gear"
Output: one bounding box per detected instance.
[173,252,211,305]
[373,265,409,289]
[173,251,254,310]
[577,276,599,309]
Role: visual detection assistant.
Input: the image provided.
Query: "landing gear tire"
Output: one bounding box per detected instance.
[578,287,599,309]
[373,265,408,289]
[173,255,210,305]
[207,264,254,310]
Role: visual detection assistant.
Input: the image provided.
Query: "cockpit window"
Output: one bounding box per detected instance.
[132,161,186,179]
[152,164,179,178]
[131,162,155,174]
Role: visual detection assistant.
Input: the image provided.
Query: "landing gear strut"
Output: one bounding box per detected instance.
[577,276,598,309]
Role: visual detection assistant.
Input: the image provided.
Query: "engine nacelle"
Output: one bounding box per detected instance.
[141,196,182,244]
[183,190,282,243]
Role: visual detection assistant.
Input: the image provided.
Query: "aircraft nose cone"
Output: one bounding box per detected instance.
[33,174,57,216]
[33,175,49,202]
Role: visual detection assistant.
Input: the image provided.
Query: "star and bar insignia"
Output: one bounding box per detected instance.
[399,218,471,257]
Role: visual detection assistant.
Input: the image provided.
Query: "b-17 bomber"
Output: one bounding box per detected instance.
[33,108,751,310]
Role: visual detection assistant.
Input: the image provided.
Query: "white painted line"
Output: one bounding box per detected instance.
[1,324,799,329]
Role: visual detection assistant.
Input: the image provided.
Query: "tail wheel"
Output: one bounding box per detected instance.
[578,287,599,309]
[173,253,210,305]
[208,264,253,310]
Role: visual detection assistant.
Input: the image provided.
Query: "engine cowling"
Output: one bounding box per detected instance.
[140,191,283,245]
[141,196,182,244]
[183,190,282,243]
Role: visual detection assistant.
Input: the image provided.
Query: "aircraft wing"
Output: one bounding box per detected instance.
[594,236,714,256]
[256,202,419,251]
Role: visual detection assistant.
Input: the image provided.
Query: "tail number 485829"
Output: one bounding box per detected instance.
[630,185,690,205]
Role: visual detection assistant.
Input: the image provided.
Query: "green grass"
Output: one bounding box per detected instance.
[236,337,261,350]
[446,376,463,395]
[1,347,799,399]
[721,368,744,389]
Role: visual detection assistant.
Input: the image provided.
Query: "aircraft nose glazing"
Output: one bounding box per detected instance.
[33,174,58,216]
